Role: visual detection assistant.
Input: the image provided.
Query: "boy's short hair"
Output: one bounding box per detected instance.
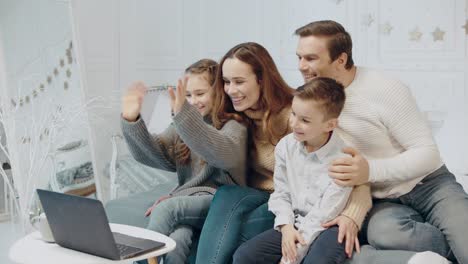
[295,77,345,120]
[295,20,354,70]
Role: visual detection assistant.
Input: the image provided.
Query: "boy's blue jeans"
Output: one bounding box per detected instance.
[233,226,346,264]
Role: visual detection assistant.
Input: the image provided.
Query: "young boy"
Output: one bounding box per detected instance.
[234,77,354,264]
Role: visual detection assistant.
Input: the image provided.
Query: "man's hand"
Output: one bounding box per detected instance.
[322,215,360,258]
[122,81,147,122]
[329,147,369,187]
[168,77,188,116]
[280,224,306,263]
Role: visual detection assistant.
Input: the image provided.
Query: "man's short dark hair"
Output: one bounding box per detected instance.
[295,20,354,69]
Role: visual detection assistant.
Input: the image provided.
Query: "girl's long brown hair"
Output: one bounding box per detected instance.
[211,42,294,145]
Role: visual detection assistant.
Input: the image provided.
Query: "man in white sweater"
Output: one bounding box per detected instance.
[293,20,468,264]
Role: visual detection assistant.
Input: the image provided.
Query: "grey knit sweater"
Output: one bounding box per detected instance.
[121,101,248,197]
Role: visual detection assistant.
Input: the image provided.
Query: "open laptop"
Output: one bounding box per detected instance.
[36,189,166,260]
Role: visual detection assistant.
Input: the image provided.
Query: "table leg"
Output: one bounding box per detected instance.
[148,257,158,264]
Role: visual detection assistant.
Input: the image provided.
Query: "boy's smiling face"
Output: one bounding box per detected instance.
[290,96,337,146]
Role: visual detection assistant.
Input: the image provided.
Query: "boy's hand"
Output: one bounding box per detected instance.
[280,224,306,263]
[168,77,188,116]
[329,147,369,186]
[122,81,147,122]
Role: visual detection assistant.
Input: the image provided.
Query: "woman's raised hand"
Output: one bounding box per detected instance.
[122,81,147,122]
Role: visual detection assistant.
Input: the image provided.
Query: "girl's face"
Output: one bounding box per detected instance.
[185,72,214,116]
[222,58,261,112]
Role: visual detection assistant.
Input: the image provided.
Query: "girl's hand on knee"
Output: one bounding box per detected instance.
[144,195,171,217]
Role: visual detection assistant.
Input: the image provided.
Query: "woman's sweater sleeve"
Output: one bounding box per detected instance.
[340,184,372,229]
[172,101,247,171]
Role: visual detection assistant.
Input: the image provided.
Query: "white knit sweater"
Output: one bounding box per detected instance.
[336,67,444,198]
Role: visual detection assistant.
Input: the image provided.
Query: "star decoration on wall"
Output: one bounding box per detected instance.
[381,22,393,35]
[409,27,423,41]
[462,20,468,35]
[361,14,374,27]
[432,27,445,41]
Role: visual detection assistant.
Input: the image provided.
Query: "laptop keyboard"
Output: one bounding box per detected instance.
[116,243,142,257]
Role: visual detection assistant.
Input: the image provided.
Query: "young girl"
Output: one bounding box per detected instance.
[194,43,372,264]
[120,59,247,264]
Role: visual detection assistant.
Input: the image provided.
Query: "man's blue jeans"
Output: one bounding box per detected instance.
[363,165,468,263]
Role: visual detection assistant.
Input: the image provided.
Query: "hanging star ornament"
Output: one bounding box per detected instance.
[409,27,423,41]
[462,20,468,35]
[381,22,393,35]
[432,27,445,41]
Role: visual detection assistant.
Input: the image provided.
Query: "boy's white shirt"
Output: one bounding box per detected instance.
[269,132,352,264]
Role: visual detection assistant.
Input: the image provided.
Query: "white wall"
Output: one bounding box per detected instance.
[71,0,468,200]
